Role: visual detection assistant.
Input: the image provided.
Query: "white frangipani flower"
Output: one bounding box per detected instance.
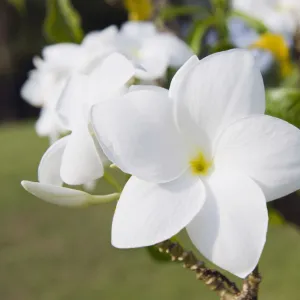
[118,21,194,80]
[91,49,300,278]
[21,43,83,107]
[22,26,118,107]
[53,52,135,185]
[21,26,118,142]
[21,44,83,142]
[232,0,300,36]
[21,136,119,207]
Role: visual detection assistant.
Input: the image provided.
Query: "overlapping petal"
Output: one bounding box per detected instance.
[120,21,156,39]
[172,49,265,145]
[91,89,189,183]
[38,136,69,186]
[82,25,118,48]
[112,172,206,248]
[35,107,62,143]
[21,181,100,207]
[88,53,135,103]
[60,128,104,185]
[42,43,83,69]
[187,170,268,278]
[21,71,43,107]
[129,85,169,95]
[214,115,300,201]
[169,55,199,99]
[146,33,193,67]
[56,73,89,130]
[135,47,169,80]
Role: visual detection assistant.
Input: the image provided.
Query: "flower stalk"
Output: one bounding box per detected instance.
[156,240,261,300]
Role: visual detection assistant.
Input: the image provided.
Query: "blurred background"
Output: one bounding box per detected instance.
[1,0,300,299]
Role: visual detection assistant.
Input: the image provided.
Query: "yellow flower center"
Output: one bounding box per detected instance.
[189,152,212,176]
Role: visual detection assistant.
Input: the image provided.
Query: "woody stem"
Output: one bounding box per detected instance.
[236,266,261,300]
[156,239,240,299]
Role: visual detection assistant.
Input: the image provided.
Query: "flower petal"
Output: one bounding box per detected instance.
[90,89,189,183]
[21,181,91,207]
[169,55,199,99]
[146,33,193,67]
[60,128,104,185]
[133,40,170,80]
[82,25,118,48]
[21,70,43,107]
[214,115,300,201]
[120,21,156,39]
[187,171,268,278]
[134,50,169,80]
[38,136,69,186]
[128,85,169,95]
[21,181,118,207]
[88,53,134,103]
[42,43,82,69]
[35,107,63,143]
[112,172,205,248]
[56,73,89,130]
[172,49,265,143]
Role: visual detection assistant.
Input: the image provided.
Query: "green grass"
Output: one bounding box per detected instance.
[0,122,300,300]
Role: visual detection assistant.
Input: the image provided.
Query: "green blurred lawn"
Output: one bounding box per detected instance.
[0,122,300,300]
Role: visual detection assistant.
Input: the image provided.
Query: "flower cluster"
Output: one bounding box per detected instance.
[21,21,300,279]
[21,21,193,143]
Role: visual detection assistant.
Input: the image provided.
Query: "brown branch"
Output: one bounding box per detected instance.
[236,266,261,300]
[156,240,240,300]
[156,240,262,300]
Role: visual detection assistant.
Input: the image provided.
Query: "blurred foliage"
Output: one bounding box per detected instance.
[268,207,285,225]
[44,0,83,43]
[229,10,268,34]
[123,0,152,21]
[266,88,300,128]
[281,67,300,88]
[7,0,25,12]
[159,5,208,22]
[188,17,215,55]
[1,123,300,300]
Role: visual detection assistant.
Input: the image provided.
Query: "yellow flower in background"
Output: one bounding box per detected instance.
[250,33,292,77]
[124,0,153,21]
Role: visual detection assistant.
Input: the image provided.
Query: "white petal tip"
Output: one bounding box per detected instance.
[21,180,28,189]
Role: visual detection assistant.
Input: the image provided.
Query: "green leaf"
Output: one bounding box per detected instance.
[229,10,268,34]
[209,41,235,54]
[8,0,25,13]
[159,5,209,21]
[281,67,300,88]
[188,17,215,55]
[44,0,83,43]
[266,88,300,128]
[211,0,229,11]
